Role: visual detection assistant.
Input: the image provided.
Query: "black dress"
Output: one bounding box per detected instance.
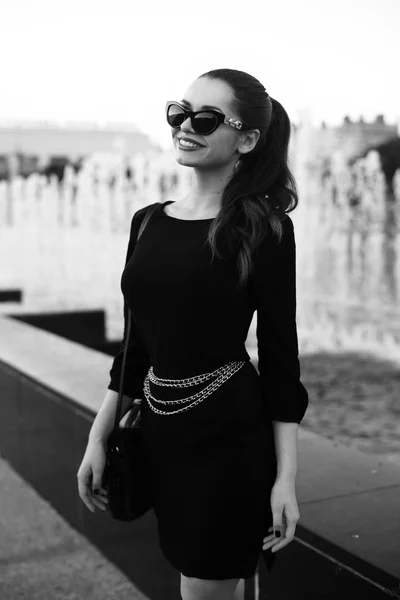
[108,200,309,580]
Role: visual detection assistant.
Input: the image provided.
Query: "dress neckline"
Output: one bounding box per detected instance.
[160,200,216,222]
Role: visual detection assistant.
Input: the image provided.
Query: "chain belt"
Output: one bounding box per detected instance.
[143,360,246,415]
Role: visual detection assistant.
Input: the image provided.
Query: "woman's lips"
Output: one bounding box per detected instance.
[177,139,204,150]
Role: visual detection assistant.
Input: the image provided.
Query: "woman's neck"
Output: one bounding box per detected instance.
[173,195,221,219]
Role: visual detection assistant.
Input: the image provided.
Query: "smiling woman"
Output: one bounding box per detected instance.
[79,67,309,600]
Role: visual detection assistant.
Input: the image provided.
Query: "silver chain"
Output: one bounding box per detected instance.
[143,360,246,415]
[147,361,242,387]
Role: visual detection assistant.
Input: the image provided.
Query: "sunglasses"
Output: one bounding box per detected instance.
[165,101,251,136]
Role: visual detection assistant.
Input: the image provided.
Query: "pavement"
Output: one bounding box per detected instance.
[0,455,151,600]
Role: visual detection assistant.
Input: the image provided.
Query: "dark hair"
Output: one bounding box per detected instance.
[196,68,299,288]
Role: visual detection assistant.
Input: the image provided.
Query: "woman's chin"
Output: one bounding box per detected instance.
[175,150,202,163]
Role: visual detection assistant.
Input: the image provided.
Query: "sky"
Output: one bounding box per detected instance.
[0,0,399,151]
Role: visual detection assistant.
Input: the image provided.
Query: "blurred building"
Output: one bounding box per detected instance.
[0,120,163,179]
[310,114,398,163]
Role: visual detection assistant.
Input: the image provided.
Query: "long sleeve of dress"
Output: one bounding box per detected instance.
[251,214,309,424]
[107,211,151,399]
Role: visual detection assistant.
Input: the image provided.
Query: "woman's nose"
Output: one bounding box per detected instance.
[180,115,195,130]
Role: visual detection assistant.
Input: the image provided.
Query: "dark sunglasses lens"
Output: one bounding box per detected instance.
[167,105,186,127]
[193,112,218,134]
[167,104,218,134]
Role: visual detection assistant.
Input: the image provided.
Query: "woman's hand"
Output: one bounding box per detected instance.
[262,477,300,553]
[77,441,109,513]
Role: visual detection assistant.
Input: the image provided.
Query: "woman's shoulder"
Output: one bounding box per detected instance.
[128,202,162,231]
[252,212,295,267]
[124,202,161,244]
[133,201,162,222]
[261,211,294,246]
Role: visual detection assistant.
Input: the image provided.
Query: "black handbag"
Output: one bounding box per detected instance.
[102,202,160,521]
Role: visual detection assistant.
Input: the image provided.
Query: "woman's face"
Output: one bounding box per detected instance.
[171,77,252,171]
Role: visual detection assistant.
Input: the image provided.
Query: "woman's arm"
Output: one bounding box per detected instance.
[273,421,298,481]
[86,209,151,447]
[88,389,136,447]
[250,214,308,476]
[107,210,151,400]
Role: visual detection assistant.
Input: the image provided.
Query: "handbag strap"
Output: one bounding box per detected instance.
[113,202,161,430]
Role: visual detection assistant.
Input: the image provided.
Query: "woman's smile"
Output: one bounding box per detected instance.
[177,138,205,151]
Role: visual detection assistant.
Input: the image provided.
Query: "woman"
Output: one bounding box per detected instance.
[77,68,309,600]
